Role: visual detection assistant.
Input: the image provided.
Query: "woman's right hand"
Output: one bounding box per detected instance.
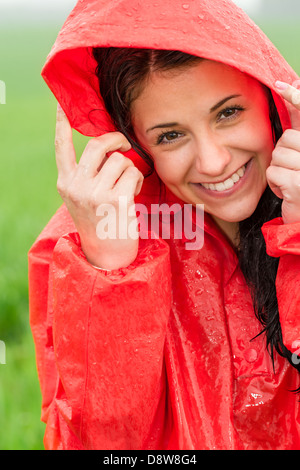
[55,104,144,270]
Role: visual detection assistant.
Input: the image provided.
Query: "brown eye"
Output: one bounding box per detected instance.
[156,131,184,145]
[165,132,179,141]
[223,109,235,117]
[217,105,245,123]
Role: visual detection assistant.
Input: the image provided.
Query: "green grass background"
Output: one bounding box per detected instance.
[0,19,299,450]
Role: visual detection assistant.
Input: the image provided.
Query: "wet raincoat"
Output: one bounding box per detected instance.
[29,0,300,450]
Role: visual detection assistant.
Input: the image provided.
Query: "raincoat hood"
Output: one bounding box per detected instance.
[42,0,298,175]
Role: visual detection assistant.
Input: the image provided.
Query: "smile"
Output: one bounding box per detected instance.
[200,162,249,192]
[190,158,253,198]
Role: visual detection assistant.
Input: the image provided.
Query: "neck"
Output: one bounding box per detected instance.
[211,216,240,248]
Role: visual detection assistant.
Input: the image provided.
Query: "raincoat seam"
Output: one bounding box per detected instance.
[79,271,99,443]
[221,291,238,442]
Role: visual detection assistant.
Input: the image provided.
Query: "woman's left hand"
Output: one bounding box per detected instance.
[266,81,300,224]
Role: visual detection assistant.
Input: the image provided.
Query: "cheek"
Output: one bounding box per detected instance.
[251,100,275,154]
[237,113,274,161]
[152,151,191,186]
[153,159,180,184]
[253,119,274,167]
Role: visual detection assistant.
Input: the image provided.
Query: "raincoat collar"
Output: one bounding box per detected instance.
[138,177,239,281]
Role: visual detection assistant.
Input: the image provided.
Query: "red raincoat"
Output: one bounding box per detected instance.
[29,0,300,450]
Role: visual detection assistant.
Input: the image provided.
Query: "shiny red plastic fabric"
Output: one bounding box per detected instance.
[29,0,300,450]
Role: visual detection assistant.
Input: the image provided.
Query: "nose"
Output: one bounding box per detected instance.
[193,132,232,177]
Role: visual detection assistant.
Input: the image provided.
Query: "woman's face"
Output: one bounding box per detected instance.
[131,60,275,225]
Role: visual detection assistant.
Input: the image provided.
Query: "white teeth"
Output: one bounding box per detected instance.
[237,167,245,177]
[215,182,226,192]
[201,165,246,192]
[223,178,234,190]
[231,173,240,183]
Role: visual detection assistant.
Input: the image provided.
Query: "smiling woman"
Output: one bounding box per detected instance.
[92,49,279,246]
[29,0,300,451]
[131,60,274,228]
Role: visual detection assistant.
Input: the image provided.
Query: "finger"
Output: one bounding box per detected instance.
[271,147,300,171]
[276,129,300,153]
[95,152,134,189]
[55,103,76,177]
[114,165,144,198]
[266,165,294,199]
[77,132,131,177]
[274,81,300,130]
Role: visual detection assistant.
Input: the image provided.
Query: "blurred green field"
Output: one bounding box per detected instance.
[0,20,299,450]
[0,25,88,450]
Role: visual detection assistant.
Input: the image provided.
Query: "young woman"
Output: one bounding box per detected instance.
[29,0,300,450]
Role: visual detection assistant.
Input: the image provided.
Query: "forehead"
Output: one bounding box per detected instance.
[131,60,262,120]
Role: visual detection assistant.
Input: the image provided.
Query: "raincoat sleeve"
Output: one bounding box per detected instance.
[262,217,300,355]
[28,205,172,450]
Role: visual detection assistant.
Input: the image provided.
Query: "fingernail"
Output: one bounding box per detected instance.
[275,81,289,91]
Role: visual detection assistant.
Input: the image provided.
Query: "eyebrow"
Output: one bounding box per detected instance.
[146,94,242,133]
[209,94,242,113]
[146,122,179,133]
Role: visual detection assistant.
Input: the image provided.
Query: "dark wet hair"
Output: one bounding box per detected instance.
[92,47,300,382]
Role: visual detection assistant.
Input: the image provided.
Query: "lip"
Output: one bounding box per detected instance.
[190,158,254,199]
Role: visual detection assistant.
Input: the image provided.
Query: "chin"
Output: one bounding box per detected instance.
[213,197,263,223]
